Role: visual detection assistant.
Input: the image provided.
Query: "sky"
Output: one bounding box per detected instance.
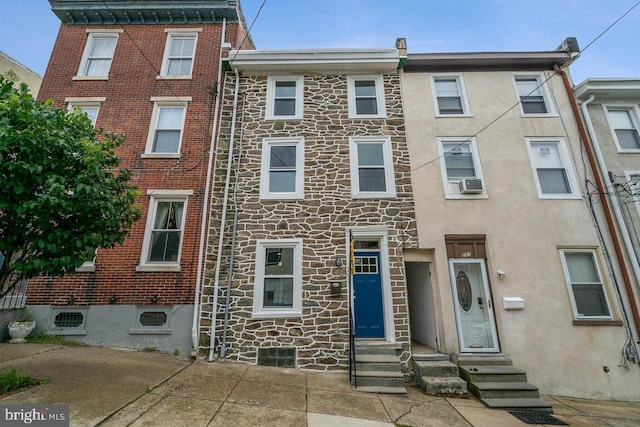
[0,0,639,84]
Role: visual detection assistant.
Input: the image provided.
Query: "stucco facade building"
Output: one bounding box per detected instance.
[401,42,640,400]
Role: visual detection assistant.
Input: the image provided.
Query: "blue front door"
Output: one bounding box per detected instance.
[353,252,384,338]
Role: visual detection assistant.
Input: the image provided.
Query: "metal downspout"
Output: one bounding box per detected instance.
[208,66,241,362]
[220,94,246,358]
[556,66,640,340]
[580,94,640,343]
[191,18,227,357]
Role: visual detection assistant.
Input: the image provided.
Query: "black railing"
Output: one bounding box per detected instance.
[349,302,357,387]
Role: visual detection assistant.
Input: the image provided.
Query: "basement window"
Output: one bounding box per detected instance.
[258,347,296,368]
[48,308,88,336]
[130,307,171,335]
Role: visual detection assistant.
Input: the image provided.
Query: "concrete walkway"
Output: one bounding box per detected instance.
[1,344,640,426]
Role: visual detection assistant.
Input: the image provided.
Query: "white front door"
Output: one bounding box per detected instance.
[449,259,499,352]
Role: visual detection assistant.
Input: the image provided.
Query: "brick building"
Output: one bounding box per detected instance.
[27,0,252,355]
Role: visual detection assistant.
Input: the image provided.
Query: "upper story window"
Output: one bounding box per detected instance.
[606,107,640,151]
[266,76,303,120]
[252,239,303,319]
[347,75,386,119]
[75,31,121,79]
[349,136,396,198]
[160,30,200,78]
[259,137,305,200]
[431,75,470,116]
[66,97,106,126]
[514,74,555,116]
[143,97,190,158]
[560,249,612,320]
[137,190,192,272]
[438,137,486,198]
[526,138,580,199]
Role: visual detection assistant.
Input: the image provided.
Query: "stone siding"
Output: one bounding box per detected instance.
[199,72,417,370]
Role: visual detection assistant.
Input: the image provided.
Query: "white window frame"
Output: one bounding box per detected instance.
[430,74,471,117]
[526,138,580,199]
[76,248,98,273]
[347,75,387,119]
[437,137,487,199]
[604,105,640,153]
[66,97,106,126]
[559,249,613,320]
[266,76,304,120]
[252,239,303,319]
[624,171,640,217]
[159,29,201,79]
[143,97,190,158]
[513,73,556,116]
[349,136,396,198]
[137,190,192,272]
[74,30,122,80]
[259,137,305,200]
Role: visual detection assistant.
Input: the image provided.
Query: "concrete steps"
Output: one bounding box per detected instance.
[352,344,407,394]
[413,356,467,396]
[457,355,552,413]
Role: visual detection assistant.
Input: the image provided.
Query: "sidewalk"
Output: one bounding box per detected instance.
[1,344,639,426]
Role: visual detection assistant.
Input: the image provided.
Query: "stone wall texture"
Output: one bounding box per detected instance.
[199,71,418,370]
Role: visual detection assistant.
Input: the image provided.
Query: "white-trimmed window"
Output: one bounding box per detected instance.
[514,74,554,115]
[526,138,579,198]
[76,248,98,273]
[349,136,396,198]
[431,74,470,116]
[266,76,303,120]
[260,137,305,200]
[560,249,612,319]
[66,97,106,126]
[137,190,192,272]
[606,107,640,151]
[437,137,486,198]
[144,98,190,157]
[160,30,200,78]
[253,239,302,318]
[76,31,121,79]
[625,172,640,217]
[347,75,386,119]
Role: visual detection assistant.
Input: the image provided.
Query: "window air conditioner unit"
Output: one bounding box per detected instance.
[459,178,483,194]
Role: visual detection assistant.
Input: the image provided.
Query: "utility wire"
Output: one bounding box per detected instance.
[410,0,640,173]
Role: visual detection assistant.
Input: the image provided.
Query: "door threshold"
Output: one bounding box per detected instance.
[354,339,401,349]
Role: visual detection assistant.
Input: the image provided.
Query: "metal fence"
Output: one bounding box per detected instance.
[0,275,28,310]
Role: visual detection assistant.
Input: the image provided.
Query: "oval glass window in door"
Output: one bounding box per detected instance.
[456,270,472,312]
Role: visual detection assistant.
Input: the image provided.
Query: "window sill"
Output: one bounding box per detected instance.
[72,76,109,81]
[251,311,302,320]
[129,328,172,335]
[260,194,304,200]
[156,75,192,80]
[140,153,181,159]
[264,116,303,121]
[537,194,583,200]
[573,319,623,326]
[136,265,181,272]
[75,265,95,273]
[520,113,559,118]
[351,193,396,199]
[348,115,387,120]
[435,113,474,118]
[445,194,488,199]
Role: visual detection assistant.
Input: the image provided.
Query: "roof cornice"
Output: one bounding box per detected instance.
[574,78,640,101]
[404,51,575,72]
[223,48,403,74]
[49,0,239,25]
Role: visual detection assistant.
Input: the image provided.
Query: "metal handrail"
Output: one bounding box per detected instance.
[349,299,357,387]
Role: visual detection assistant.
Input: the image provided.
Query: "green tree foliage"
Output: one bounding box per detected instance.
[0,76,140,297]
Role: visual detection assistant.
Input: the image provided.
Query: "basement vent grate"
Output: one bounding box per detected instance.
[54,312,84,328]
[139,311,167,327]
[257,347,295,368]
[508,411,568,425]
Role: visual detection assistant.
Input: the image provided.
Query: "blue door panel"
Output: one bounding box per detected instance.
[353,252,384,338]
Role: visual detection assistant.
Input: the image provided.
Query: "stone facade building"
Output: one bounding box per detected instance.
[198,44,419,371]
[26,0,252,355]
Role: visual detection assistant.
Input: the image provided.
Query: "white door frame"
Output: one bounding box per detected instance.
[449,258,499,353]
[347,226,395,342]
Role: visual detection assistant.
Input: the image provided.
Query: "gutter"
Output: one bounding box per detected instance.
[556,66,640,340]
[191,18,227,357]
